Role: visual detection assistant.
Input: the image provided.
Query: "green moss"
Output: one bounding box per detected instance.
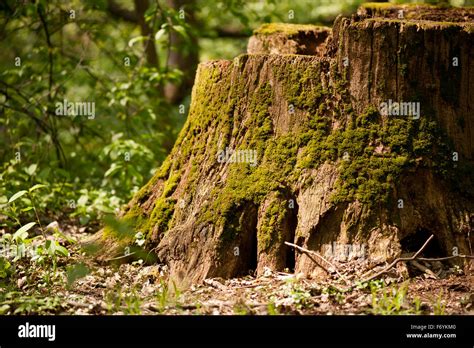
[274,59,325,111]
[162,172,180,198]
[361,2,437,10]
[254,23,326,36]
[118,50,472,252]
[360,2,399,10]
[364,18,465,30]
[329,105,462,206]
[464,25,474,34]
[146,197,176,239]
[258,196,288,252]
[399,63,408,77]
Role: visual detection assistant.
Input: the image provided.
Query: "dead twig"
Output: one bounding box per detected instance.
[361,234,434,283]
[203,278,227,291]
[284,242,350,285]
[104,252,136,262]
[417,254,474,261]
[284,242,330,273]
[409,260,438,279]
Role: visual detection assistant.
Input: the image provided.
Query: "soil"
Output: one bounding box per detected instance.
[5,225,471,316]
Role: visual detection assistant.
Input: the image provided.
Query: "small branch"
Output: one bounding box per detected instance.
[104,252,136,262]
[361,234,434,283]
[37,4,53,100]
[203,279,227,291]
[284,242,349,285]
[417,254,474,261]
[410,260,438,279]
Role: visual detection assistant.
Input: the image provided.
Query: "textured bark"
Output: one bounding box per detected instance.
[247,23,331,56]
[92,5,474,288]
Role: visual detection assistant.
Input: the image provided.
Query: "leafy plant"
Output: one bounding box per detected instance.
[155,279,181,313]
[433,291,446,315]
[370,282,422,315]
[0,187,72,287]
[0,291,63,315]
[283,279,313,310]
[104,284,143,315]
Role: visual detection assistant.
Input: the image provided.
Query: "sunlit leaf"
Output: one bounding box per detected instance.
[172,25,188,39]
[29,184,47,193]
[25,164,37,176]
[8,190,27,203]
[155,28,167,41]
[55,245,69,257]
[128,35,147,47]
[13,222,36,241]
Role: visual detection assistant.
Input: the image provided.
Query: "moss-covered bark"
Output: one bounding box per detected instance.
[92,4,474,287]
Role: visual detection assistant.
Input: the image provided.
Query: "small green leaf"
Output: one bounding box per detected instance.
[8,190,27,203]
[29,184,47,193]
[55,245,69,257]
[25,164,38,176]
[172,25,188,39]
[128,35,147,47]
[13,222,36,241]
[79,215,90,225]
[155,28,166,41]
[77,195,88,206]
[0,304,10,314]
[0,258,11,279]
[104,163,123,177]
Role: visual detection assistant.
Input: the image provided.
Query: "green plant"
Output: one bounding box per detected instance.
[0,257,12,279]
[356,279,385,290]
[323,285,346,304]
[370,282,422,315]
[284,279,313,310]
[155,279,181,313]
[0,291,63,315]
[433,291,446,315]
[267,299,280,315]
[104,284,143,315]
[233,300,251,315]
[0,187,71,288]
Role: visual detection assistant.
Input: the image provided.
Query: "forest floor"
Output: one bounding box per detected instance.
[1,223,472,316]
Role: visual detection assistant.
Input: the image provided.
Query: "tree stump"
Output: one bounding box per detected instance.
[91,4,474,288]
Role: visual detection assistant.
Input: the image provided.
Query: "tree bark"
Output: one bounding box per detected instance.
[92,4,474,288]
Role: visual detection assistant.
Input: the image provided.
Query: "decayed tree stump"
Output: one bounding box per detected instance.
[91,3,474,287]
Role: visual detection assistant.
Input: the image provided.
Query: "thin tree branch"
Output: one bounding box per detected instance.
[417,254,474,261]
[284,241,349,284]
[361,234,435,283]
[37,5,53,100]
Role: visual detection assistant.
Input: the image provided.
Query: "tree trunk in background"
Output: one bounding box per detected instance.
[108,0,198,104]
[92,4,474,288]
[134,0,160,69]
[164,0,199,104]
